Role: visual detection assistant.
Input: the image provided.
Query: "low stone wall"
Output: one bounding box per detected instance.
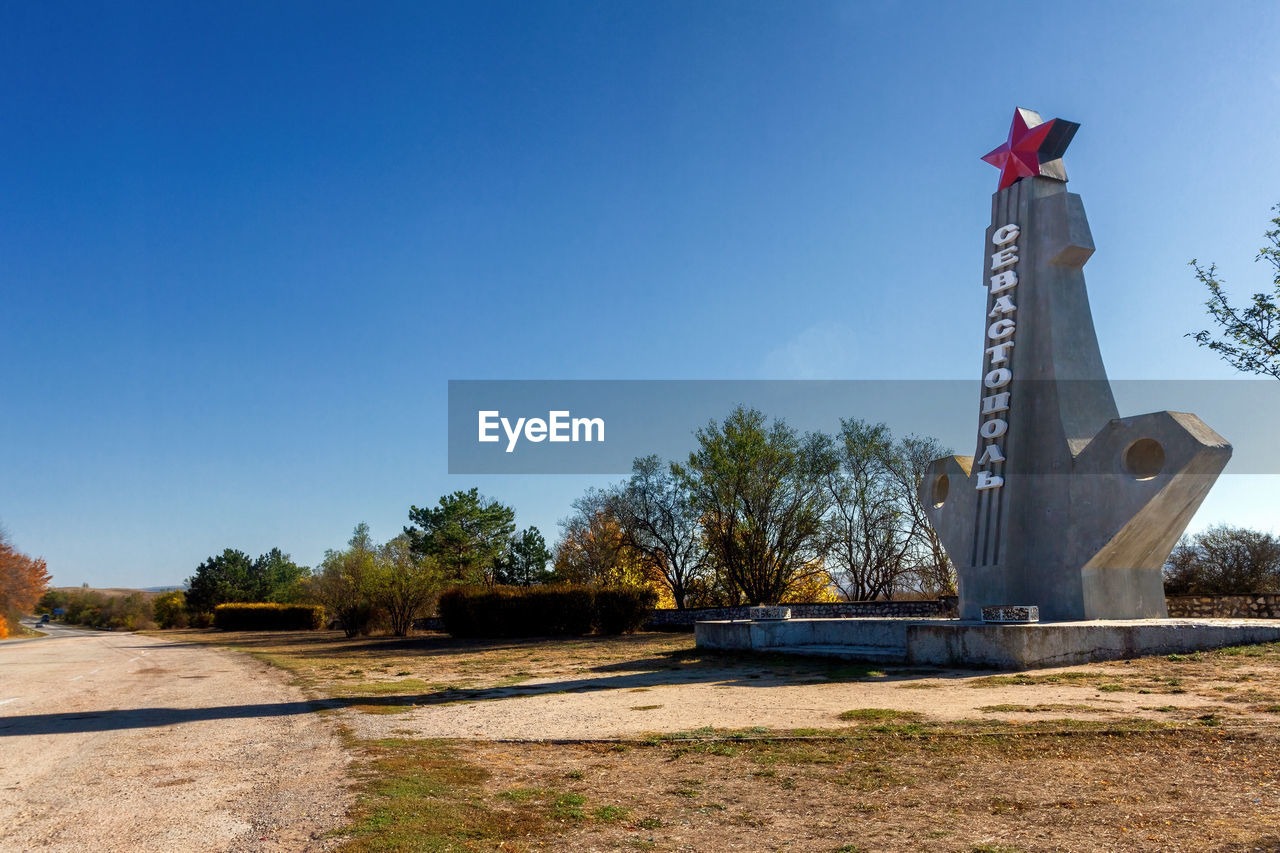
[1166,595,1280,619]
[415,599,959,635]
[645,598,956,631]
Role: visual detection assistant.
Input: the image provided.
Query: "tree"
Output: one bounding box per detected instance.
[677,555,743,607]
[608,455,712,610]
[185,548,255,615]
[494,527,553,587]
[374,535,442,637]
[0,530,51,637]
[310,523,382,637]
[405,489,516,587]
[676,406,833,605]
[1163,525,1280,595]
[153,590,188,629]
[1189,203,1280,379]
[820,420,913,601]
[552,493,648,587]
[184,547,305,615]
[252,548,308,603]
[779,566,838,603]
[885,434,956,596]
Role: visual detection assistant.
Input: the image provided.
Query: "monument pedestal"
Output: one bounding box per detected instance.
[694,616,1280,670]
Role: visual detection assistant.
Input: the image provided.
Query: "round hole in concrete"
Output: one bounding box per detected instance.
[931,473,950,507]
[1123,438,1165,480]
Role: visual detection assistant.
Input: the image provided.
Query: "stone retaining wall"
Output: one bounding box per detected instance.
[417,599,960,634]
[1166,595,1280,619]
[644,598,956,631]
[418,596,1276,634]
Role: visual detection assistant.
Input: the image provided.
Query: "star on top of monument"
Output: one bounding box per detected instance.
[981,107,1081,191]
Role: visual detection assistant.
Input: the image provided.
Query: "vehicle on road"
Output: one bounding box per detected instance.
[39,614,50,624]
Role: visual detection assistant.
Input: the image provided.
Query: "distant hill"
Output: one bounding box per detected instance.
[54,586,181,598]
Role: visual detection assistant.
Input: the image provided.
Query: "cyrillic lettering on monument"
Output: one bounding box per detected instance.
[976,222,1019,490]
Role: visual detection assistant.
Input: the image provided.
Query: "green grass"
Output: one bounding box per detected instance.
[497,787,544,803]
[837,708,924,723]
[1215,643,1277,658]
[592,805,630,822]
[334,738,630,851]
[552,792,587,820]
[978,703,1100,714]
[336,738,545,852]
[968,670,1108,688]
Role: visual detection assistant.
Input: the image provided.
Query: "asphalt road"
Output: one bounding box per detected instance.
[0,622,350,852]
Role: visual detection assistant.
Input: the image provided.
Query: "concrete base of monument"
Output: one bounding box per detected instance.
[693,616,1280,670]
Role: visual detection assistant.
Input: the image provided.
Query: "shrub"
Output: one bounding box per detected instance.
[594,585,658,634]
[529,585,596,635]
[1164,525,1280,595]
[51,588,156,631]
[439,585,595,638]
[153,590,189,629]
[438,584,653,638]
[102,593,155,631]
[212,603,325,631]
[333,601,379,637]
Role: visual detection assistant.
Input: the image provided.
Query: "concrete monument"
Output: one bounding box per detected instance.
[695,108,1278,668]
[921,108,1232,622]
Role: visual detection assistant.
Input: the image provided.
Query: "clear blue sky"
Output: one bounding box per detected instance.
[3,1,1278,587]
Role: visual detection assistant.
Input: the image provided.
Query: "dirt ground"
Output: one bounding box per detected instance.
[454,728,1280,852]
[15,625,1280,850]
[171,628,1280,852]
[0,624,352,852]
[176,629,1280,740]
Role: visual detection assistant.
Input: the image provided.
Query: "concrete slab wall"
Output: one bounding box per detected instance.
[695,617,1280,670]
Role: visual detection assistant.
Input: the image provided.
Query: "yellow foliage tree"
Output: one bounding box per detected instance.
[554,507,671,605]
[0,531,52,638]
[779,561,838,603]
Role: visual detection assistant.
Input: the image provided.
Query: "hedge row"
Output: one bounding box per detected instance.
[438,585,657,638]
[213,603,325,631]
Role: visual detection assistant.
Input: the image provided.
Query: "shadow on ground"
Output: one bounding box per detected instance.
[0,643,980,737]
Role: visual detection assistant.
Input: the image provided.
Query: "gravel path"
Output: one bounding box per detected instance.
[343,655,1280,742]
[0,625,351,852]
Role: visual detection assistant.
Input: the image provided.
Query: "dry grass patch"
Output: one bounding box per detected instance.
[837,708,924,723]
[347,725,1280,852]
[161,628,698,693]
[174,629,1280,850]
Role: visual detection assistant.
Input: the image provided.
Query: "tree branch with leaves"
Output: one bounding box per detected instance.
[1188,203,1280,380]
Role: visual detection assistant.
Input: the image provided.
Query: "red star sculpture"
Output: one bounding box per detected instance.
[982,107,1080,191]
